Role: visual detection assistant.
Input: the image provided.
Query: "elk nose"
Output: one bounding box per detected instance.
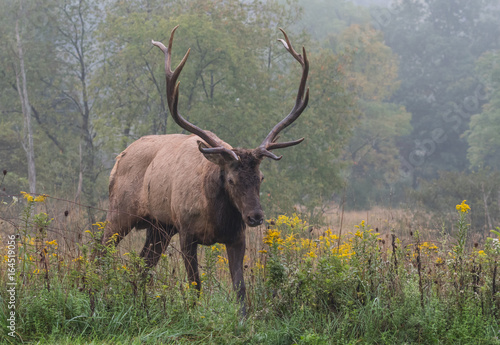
[247,213,264,227]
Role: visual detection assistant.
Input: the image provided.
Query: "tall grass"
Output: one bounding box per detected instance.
[1,195,499,344]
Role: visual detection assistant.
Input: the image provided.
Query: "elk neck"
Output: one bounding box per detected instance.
[203,164,246,243]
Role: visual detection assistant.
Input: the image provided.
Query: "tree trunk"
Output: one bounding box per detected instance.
[481,183,493,231]
[15,12,36,194]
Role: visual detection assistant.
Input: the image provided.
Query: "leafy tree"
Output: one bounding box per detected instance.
[381,0,500,185]
[331,24,411,209]
[467,51,500,170]
[261,48,356,220]
[294,0,370,40]
[0,0,77,197]
[50,0,106,204]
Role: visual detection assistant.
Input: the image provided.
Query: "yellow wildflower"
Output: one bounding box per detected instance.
[191,281,198,286]
[93,221,108,230]
[34,194,48,202]
[45,239,58,247]
[263,229,282,245]
[217,255,228,264]
[107,233,119,244]
[456,200,471,213]
[21,191,34,202]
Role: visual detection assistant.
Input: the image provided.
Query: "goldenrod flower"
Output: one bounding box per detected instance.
[456,200,471,213]
[255,261,264,269]
[93,221,108,230]
[263,229,282,245]
[34,194,48,202]
[217,255,228,264]
[45,239,58,246]
[21,191,34,202]
[107,233,120,244]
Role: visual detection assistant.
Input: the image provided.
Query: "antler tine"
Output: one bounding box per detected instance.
[153,26,238,161]
[257,28,309,161]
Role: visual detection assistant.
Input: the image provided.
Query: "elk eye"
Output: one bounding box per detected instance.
[228,178,235,185]
[261,176,265,182]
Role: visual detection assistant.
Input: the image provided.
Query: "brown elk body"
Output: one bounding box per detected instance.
[102,26,309,314]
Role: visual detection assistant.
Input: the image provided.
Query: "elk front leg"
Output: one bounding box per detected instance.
[140,224,175,268]
[226,237,247,316]
[180,235,201,291]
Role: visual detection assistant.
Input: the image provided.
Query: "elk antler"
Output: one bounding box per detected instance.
[257,28,309,161]
[152,26,239,161]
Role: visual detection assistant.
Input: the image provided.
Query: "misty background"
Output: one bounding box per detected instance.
[1,0,499,236]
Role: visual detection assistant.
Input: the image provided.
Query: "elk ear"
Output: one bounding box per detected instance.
[198,141,238,165]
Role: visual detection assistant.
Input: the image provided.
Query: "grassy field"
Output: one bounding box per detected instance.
[1,195,499,344]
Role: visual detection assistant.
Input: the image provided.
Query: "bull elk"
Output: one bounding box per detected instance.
[102,26,309,314]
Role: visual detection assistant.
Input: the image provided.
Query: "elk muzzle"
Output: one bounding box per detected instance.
[245,210,264,227]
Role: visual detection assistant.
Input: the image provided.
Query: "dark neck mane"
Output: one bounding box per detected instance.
[204,167,245,243]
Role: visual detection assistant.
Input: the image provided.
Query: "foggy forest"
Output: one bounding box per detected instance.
[1,0,500,343]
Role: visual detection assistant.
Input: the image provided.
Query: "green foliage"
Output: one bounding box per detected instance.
[330,24,412,209]
[1,199,500,344]
[295,0,370,40]
[381,0,500,182]
[467,51,500,169]
[412,169,500,234]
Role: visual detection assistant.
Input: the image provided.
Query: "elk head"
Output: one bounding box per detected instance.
[152,26,309,227]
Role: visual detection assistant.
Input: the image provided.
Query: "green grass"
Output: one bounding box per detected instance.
[1,201,500,344]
